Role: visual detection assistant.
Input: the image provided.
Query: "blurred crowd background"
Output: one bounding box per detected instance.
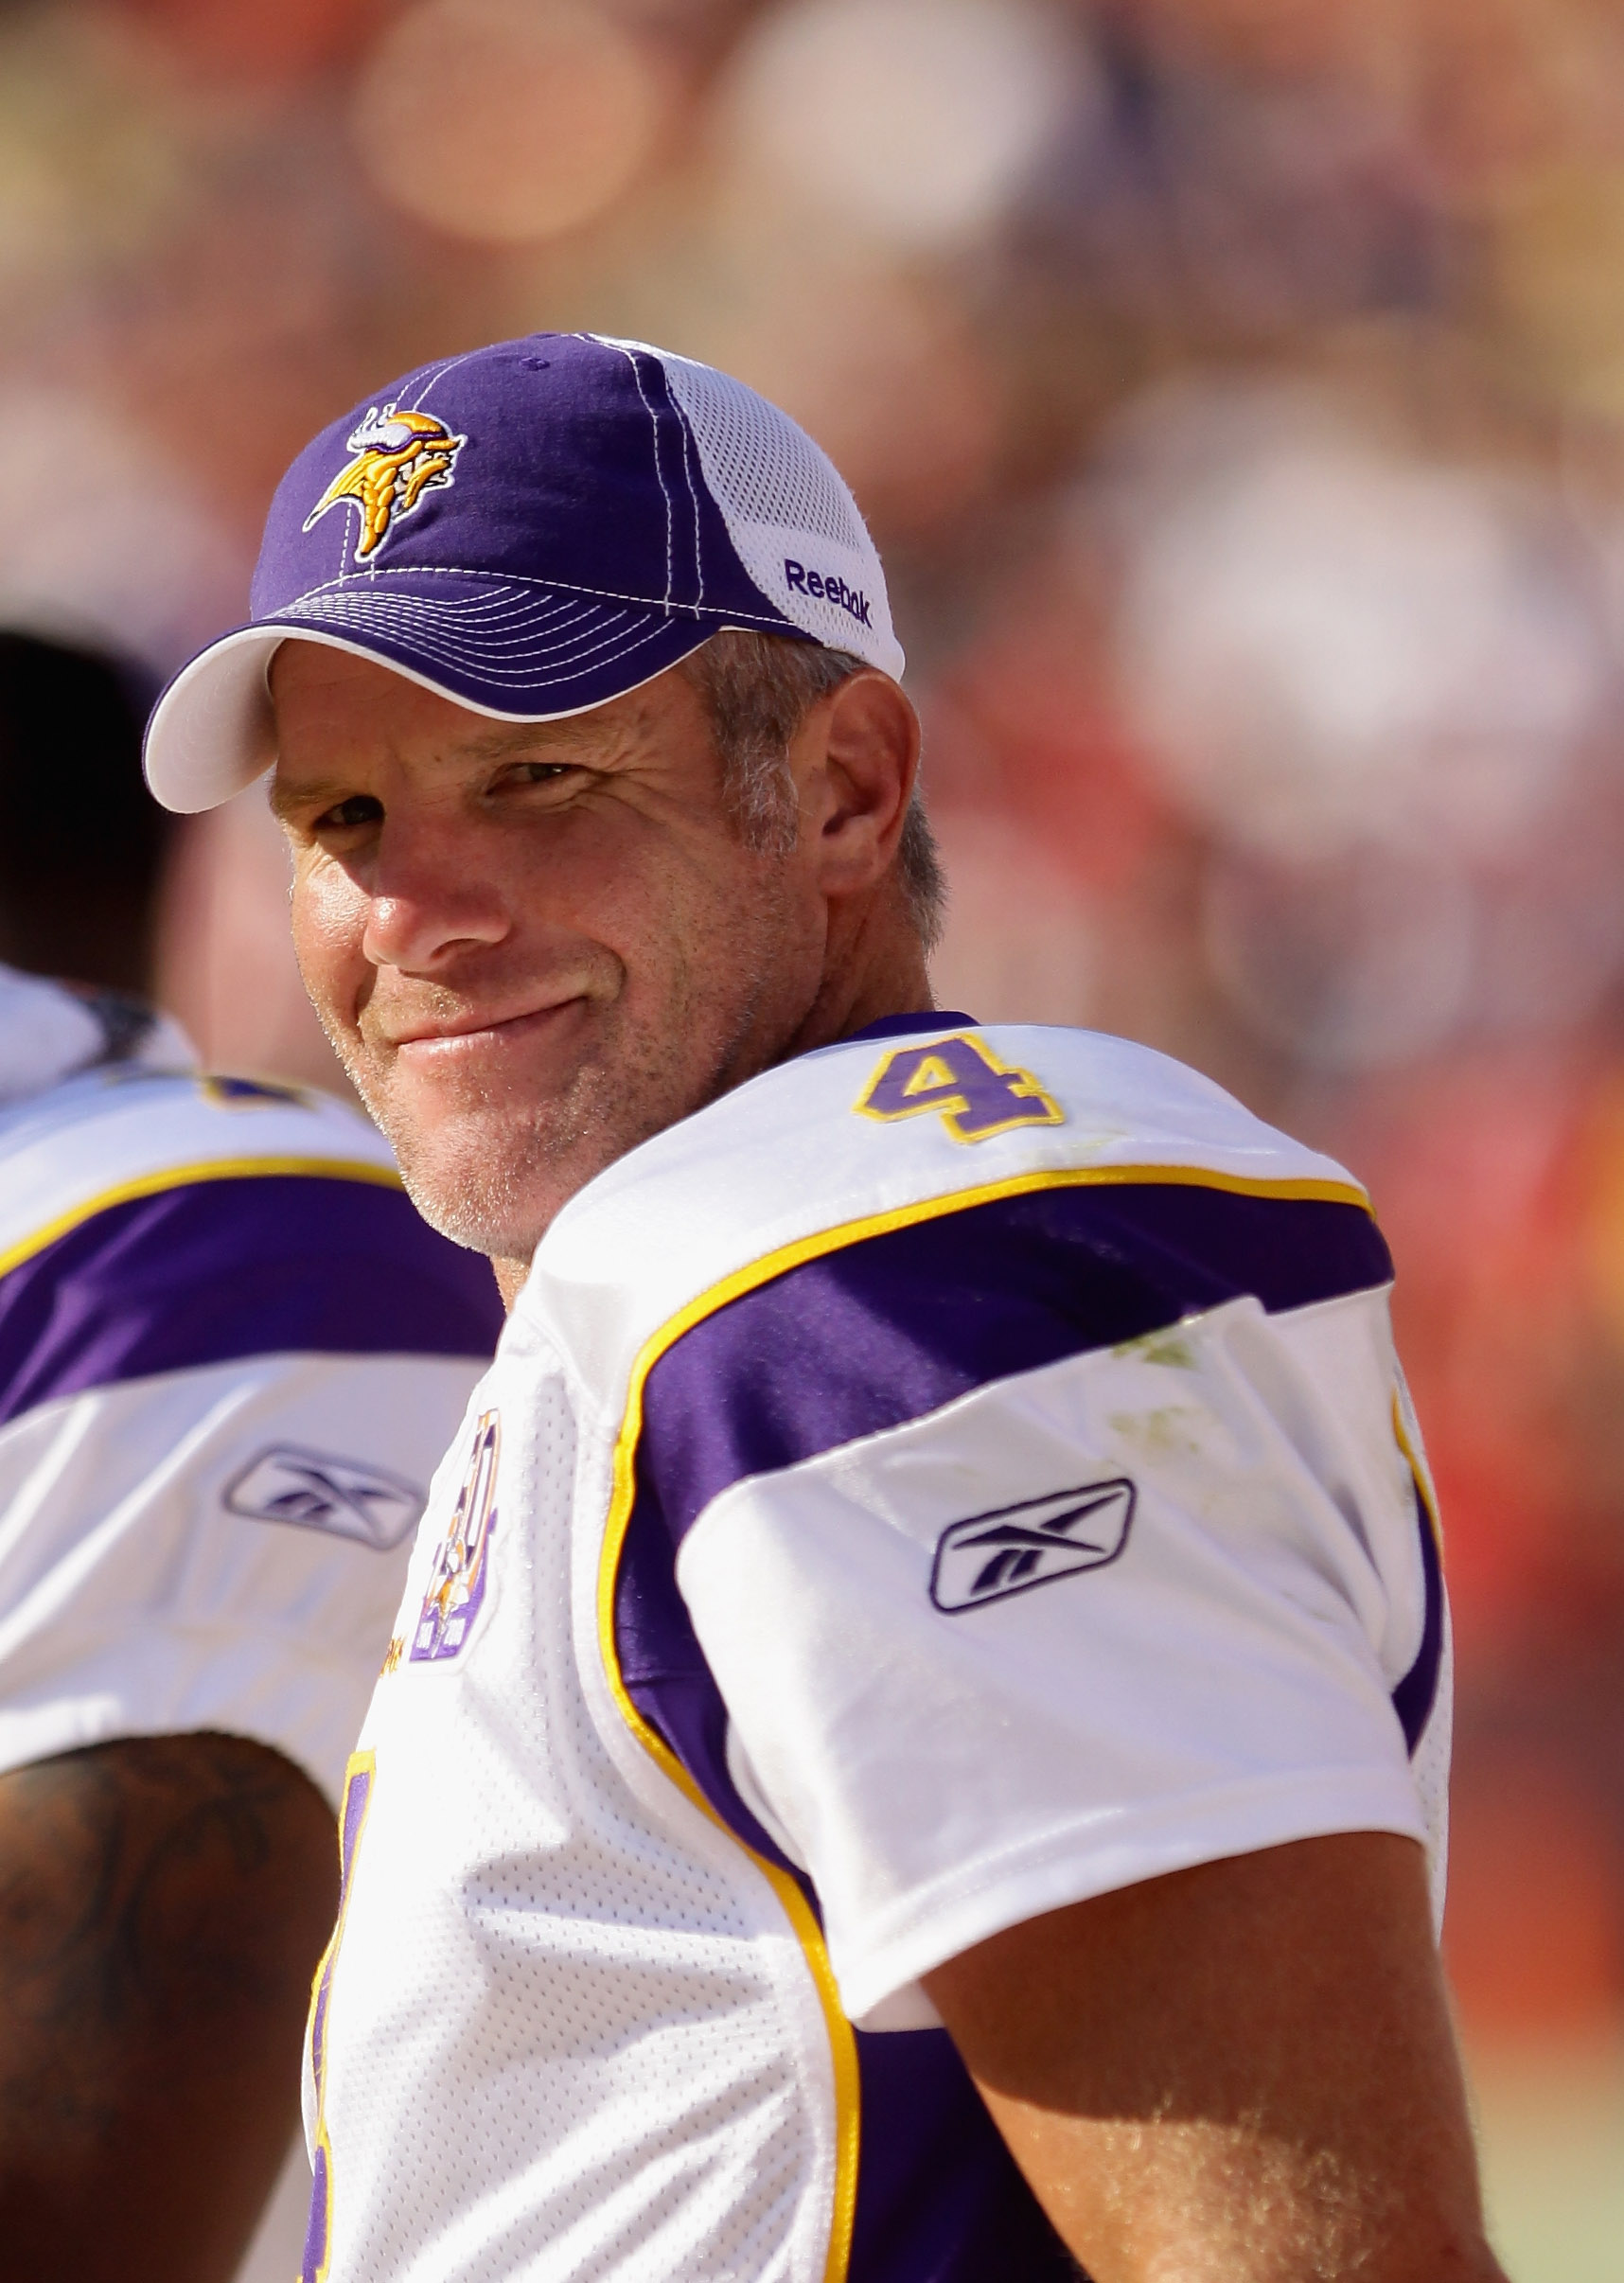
[1,0,1621,2271]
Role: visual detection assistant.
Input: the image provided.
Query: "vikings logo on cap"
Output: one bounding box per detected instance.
[303,402,468,560]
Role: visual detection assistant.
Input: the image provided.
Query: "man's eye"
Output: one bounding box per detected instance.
[316,794,383,829]
[506,761,575,786]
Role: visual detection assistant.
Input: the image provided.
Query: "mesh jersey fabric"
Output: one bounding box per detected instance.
[307,1341,840,2283]
[309,1018,1449,2283]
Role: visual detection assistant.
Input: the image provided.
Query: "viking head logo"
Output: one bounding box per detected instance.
[303,404,467,559]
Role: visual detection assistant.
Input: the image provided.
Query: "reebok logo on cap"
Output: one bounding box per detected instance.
[783,559,874,628]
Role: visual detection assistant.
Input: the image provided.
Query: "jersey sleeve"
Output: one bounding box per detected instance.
[621,1179,1447,2027]
[0,1173,502,1802]
[0,1170,501,1420]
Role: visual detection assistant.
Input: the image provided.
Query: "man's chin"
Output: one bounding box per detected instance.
[371,1082,624,1264]
[347,1008,726,1259]
[396,1166,539,1263]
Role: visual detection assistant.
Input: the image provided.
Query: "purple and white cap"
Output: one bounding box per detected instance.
[143,332,904,813]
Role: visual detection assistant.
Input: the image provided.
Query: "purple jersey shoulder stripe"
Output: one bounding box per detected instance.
[0,1173,502,1425]
[637,1180,1391,1555]
[617,1177,1397,1858]
[1391,1474,1444,1753]
[617,1526,791,1868]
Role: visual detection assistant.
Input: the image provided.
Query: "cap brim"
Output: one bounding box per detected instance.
[143,577,742,813]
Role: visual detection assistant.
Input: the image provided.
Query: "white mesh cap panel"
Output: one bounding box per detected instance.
[651,359,864,549]
[595,338,906,679]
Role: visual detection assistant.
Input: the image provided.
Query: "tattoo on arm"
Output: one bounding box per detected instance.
[0,1732,342,2282]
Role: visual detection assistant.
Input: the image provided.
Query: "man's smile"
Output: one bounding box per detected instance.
[383,995,592,1061]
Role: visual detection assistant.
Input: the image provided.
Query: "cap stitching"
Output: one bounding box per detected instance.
[667,381,707,611]
[266,597,765,678]
[598,338,675,610]
[264,563,793,627]
[277,607,649,664]
[406,348,481,415]
[261,611,694,689]
[278,595,680,674]
[292,593,627,637]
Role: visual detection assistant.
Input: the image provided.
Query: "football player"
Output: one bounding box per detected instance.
[146,337,1502,2283]
[0,631,503,2281]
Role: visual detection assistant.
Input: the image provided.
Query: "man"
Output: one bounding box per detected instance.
[145,335,1498,2282]
[0,630,503,2282]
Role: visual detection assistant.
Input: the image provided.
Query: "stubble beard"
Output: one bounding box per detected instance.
[313,873,803,1266]
[321,1018,671,1262]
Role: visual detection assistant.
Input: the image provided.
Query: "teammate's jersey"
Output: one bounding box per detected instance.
[310,1015,1450,2283]
[0,965,503,1805]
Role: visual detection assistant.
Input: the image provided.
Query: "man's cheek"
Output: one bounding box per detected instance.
[291,879,366,1035]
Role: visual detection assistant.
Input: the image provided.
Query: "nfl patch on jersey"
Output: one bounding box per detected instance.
[929,1478,1136,1612]
[224,1445,426,1551]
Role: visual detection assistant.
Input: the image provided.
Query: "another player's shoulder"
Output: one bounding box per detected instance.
[0,1066,501,1418]
[0,1060,396,1268]
[527,1015,1369,1391]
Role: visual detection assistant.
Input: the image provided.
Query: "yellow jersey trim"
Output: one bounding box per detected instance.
[0,1155,404,1283]
[593,1156,1371,2283]
[306,1748,378,2283]
[1391,1394,1442,1553]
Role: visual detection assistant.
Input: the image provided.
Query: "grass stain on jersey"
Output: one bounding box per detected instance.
[1112,1327,1198,1370]
[1107,1403,1205,1460]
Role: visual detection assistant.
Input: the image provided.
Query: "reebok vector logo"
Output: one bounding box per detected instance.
[225,1447,426,1550]
[929,1479,1136,1612]
[783,558,874,628]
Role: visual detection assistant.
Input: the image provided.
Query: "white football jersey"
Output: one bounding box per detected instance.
[309,1017,1449,2283]
[0,966,503,2283]
[0,968,503,1801]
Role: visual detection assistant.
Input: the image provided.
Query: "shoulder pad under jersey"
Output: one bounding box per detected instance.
[521,1021,1365,1407]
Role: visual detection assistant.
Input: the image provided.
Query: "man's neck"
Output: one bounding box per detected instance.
[779,901,934,1064]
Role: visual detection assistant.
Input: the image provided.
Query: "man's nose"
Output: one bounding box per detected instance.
[360,823,511,970]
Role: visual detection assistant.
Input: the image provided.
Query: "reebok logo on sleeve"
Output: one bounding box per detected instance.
[225,1446,426,1550]
[930,1478,1136,1612]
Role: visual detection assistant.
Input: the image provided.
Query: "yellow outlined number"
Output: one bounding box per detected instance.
[855,1033,1064,1144]
[302,1751,375,2283]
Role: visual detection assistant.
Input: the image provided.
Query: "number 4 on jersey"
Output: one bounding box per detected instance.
[856,1033,1064,1143]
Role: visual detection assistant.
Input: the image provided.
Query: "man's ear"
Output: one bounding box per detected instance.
[799,672,921,898]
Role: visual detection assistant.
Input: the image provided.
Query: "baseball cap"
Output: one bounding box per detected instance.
[143,332,905,813]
